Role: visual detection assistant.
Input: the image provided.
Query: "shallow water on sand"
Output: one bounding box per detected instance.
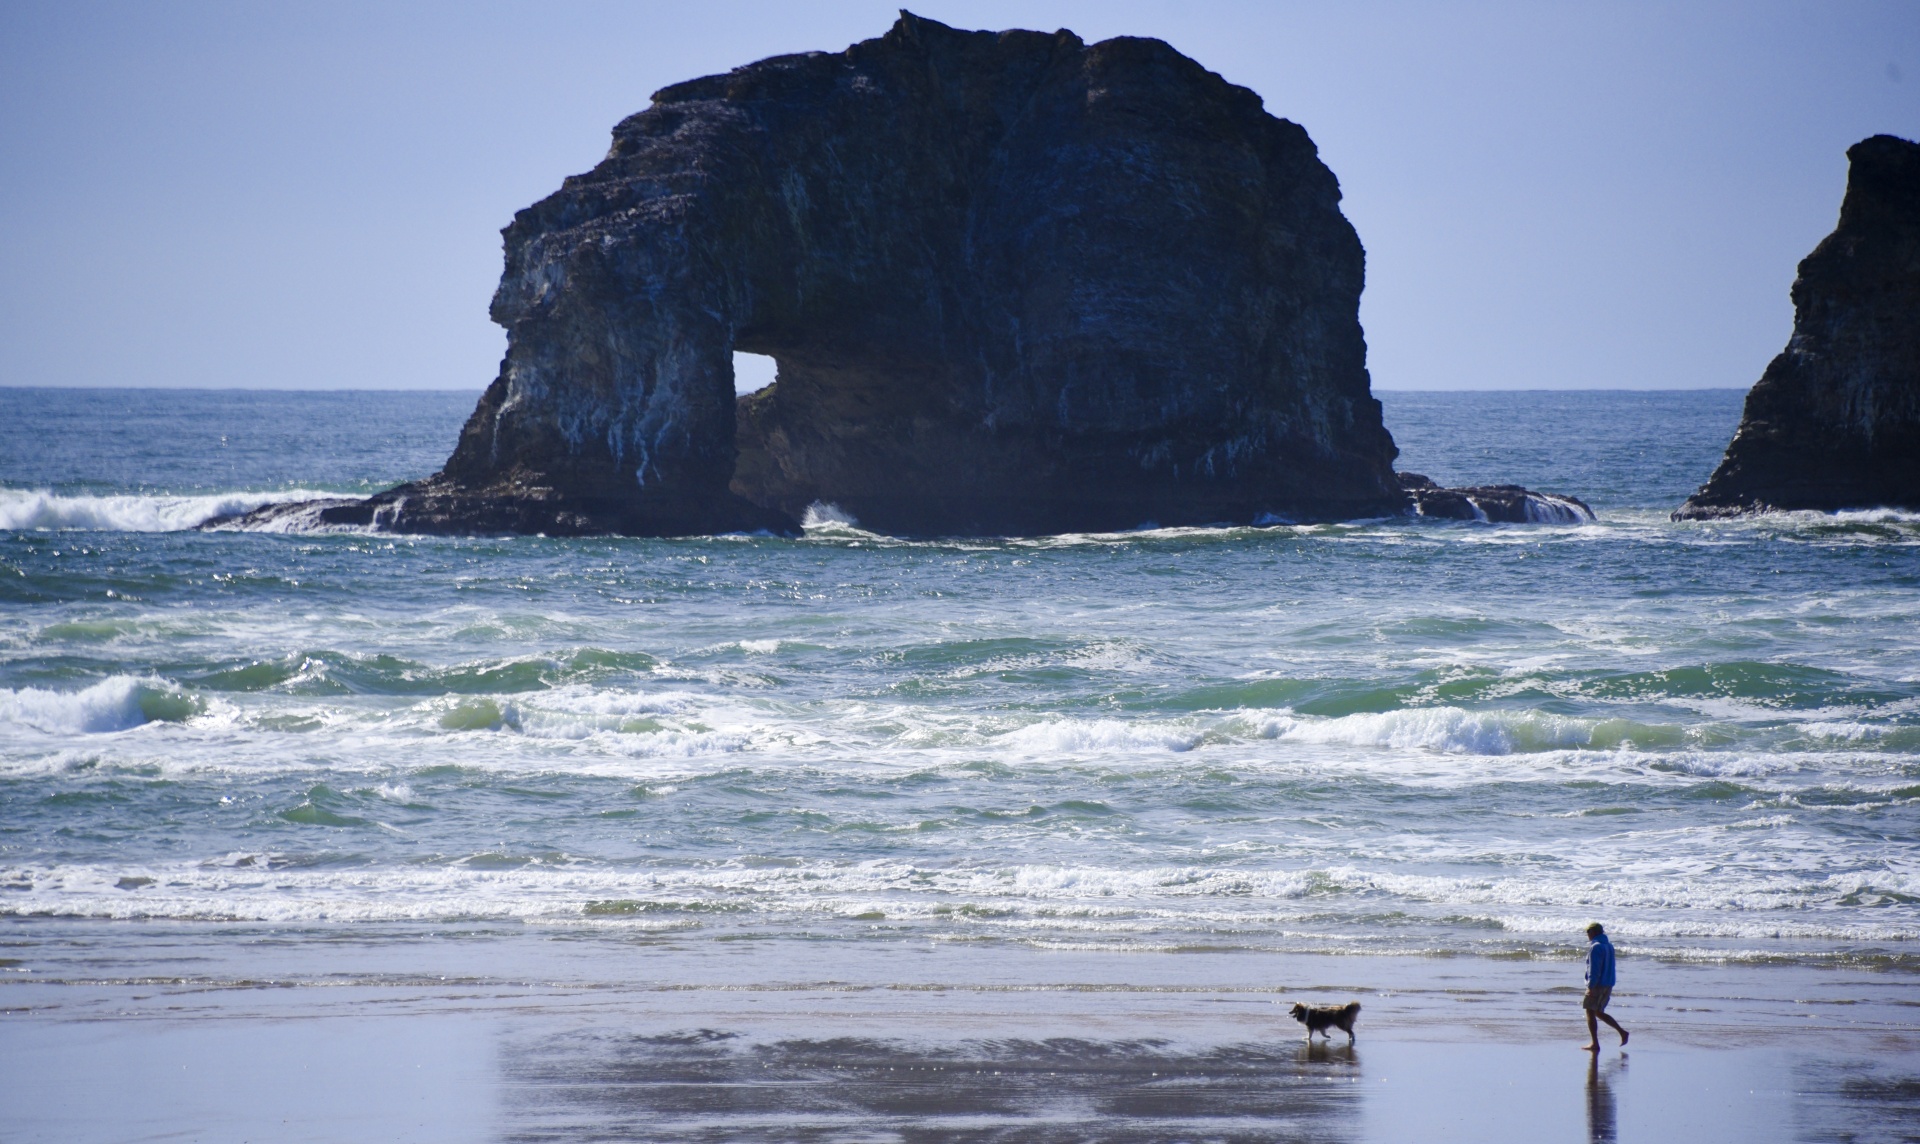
[0,387,1915,977]
[4,939,1914,1143]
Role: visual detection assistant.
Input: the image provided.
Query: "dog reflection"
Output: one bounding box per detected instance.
[1300,1039,1358,1065]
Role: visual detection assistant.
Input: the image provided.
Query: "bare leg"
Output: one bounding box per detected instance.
[1584,1010,1601,1051]
[1597,1011,1628,1046]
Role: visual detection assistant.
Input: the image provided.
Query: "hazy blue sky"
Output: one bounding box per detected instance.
[2,1,1914,391]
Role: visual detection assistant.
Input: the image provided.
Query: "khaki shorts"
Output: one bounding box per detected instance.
[1583,987,1612,1012]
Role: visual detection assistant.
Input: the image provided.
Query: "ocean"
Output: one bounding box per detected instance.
[1,386,1915,969]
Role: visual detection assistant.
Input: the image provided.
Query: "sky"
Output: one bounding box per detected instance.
[1,2,1914,392]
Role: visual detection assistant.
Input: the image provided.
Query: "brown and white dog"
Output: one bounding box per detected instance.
[1288,1001,1361,1043]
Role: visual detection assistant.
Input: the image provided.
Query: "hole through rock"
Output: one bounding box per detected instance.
[733,352,777,396]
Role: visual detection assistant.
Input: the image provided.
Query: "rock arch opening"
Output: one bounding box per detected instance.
[732,353,777,397]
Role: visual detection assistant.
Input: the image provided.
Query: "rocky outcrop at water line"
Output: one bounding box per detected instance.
[211,476,793,537]
[225,12,1406,538]
[1397,473,1595,524]
[1675,135,1920,520]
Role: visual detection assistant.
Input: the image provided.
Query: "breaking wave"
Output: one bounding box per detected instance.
[993,708,1689,758]
[0,487,336,532]
[801,500,878,537]
[0,676,201,734]
[998,718,1206,754]
[1249,707,1685,755]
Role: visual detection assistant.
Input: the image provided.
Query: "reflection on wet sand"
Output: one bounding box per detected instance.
[1586,1055,1620,1143]
[504,1032,1364,1143]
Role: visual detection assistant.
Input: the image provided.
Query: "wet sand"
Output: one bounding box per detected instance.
[2,928,1915,1142]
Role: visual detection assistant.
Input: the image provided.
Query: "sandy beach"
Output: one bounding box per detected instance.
[4,926,1915,1142]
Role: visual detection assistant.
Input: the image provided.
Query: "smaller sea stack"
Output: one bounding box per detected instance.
[1397,473,1594,524]
[1676,135,1920,519]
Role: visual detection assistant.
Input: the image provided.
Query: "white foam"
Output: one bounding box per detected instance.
[517,687,706,720]
[511,690,738,747]
[0,488,338,532]
[998,718,1204,754]
[1794,721,1881,741]
[414,685,784,762]
[6,856,1910,944]
[0,676,197,734]
[1317,864,1920,923]
[802,501,861,529]
[1248,706,1596,755]
[1521,493,1596,524]
[1645,752,1806,779]
[1829,508,1920,524]
[1484,913,1918,943]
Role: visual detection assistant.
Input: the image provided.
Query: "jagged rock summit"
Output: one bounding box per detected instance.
[230,12,1408,538]
[1677,135,1920,520]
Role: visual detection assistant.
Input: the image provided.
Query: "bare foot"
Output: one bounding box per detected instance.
[1619,1030,1629,1047]
[1581,1043,1600,1051]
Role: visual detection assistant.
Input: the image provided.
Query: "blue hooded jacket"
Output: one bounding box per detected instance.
[1586,932,1617,988]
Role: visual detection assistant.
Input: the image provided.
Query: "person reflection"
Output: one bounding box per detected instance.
[1585,1053,1619,1143]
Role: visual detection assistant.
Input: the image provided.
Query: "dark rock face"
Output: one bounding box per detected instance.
[237,13,1404,538]
[1397,472,1594,524]
[1676,135,1920,520]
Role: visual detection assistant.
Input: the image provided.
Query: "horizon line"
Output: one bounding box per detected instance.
[0,384,1753,395]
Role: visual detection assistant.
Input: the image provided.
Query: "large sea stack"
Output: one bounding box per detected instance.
[1676,135,1920,520]
[239,13,1407,537]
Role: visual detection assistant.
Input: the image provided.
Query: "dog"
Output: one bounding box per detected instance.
[1288,1001,1361,1044]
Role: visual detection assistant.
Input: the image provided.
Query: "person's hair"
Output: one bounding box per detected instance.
[1586,923,1604,935]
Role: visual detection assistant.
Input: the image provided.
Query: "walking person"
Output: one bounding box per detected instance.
[1581,923,1629,1051]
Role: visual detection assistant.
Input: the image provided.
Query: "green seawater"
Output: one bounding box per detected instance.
[0,388,1915,967]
